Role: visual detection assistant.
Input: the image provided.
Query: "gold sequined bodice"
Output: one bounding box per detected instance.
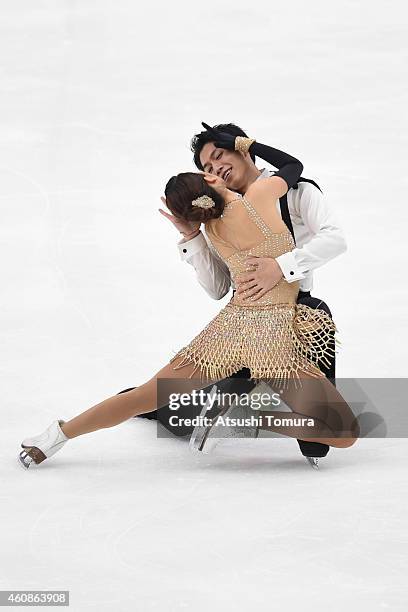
[171,194,337,384]
[206,195,300,307]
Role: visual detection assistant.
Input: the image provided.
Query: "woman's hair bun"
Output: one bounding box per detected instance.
[164,172,225,223]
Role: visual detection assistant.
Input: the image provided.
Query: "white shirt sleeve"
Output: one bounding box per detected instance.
[275,182,347,282]
[177,231,232,300]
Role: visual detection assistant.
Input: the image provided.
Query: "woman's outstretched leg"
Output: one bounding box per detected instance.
[18,357,223,468]
[60,357,221,439]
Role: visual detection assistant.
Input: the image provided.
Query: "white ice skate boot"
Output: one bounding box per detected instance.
[18,419,69,469]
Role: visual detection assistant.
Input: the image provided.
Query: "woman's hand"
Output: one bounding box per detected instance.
[201,171,228,196]
[159,196,201,236]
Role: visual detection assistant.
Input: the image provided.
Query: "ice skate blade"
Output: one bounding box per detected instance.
[189,385,220,454]
[190,421,215,454]
[18,446,47,469]
[197,423,216,454]
[190,407,231,454]
[306,457,319,470]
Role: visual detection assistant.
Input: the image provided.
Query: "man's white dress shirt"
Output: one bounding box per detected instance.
[177,168,347,299]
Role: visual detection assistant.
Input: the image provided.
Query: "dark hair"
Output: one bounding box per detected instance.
[164,172,225,223]
[191,122,256,170]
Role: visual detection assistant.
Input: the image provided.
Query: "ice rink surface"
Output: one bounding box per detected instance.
[1,1,407,610]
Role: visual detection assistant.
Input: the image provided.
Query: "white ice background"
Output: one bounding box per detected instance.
[0,1,407,611]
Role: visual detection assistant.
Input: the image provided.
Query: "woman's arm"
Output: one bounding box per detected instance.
[248,141,303,194]
[244,142,304,203]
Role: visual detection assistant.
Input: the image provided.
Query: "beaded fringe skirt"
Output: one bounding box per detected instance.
[169,302,339,387]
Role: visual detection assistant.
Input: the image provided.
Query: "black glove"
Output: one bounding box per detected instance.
[201,121,303,191]
[201,122,236,150]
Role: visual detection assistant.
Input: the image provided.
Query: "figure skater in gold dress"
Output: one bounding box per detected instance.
[18,135,359,469]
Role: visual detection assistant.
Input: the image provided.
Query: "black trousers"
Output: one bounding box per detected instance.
[294,291,335,458]
[118,290,336,458]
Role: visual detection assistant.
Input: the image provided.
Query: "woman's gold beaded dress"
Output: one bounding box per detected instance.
[170,193,338,386]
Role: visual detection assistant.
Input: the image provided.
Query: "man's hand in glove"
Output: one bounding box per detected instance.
[201,122,237,152]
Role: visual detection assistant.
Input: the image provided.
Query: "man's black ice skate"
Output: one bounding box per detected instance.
[298,440,328,470]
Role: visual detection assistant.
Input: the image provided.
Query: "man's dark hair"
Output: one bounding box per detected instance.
[191,123,256,170]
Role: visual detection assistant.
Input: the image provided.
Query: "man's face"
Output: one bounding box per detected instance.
[199,142,251,191]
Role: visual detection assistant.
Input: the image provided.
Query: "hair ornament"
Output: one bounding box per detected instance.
[191,195,215,209]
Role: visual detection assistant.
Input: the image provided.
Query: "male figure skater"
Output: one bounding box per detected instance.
[123,122,347,466]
